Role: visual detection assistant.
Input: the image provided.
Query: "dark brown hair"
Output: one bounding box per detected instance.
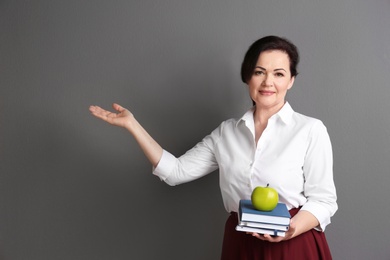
[241,36,299,84]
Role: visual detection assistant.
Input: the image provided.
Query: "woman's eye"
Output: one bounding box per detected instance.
[275,73,284,77]
[254,71,264,75]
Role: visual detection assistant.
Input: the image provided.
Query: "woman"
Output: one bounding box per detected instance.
[89,36,337,259]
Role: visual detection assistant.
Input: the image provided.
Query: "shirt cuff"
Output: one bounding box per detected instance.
[152,150,177,181]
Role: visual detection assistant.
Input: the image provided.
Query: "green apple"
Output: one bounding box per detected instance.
[251,184,279,211]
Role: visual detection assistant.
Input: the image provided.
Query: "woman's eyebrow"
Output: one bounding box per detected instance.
[255,66,287,72]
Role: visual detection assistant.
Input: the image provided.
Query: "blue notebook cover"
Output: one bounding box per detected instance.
[239,199,291,225]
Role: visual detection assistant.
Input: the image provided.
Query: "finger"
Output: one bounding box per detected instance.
[89,105,100,113]
[112,103,126,112]
[263,234,272,240]
[251,233,263,240]
[263,234,283,243]
[290,218,295,228]
[288,219,296,232]
[89,106,115,121]
[89,105,108,115]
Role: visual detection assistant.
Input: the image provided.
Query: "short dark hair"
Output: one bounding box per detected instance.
[240,36,299,83]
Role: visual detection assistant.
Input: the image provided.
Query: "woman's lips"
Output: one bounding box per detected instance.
[259,90,275,96]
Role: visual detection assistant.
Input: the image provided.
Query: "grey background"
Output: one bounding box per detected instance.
[1,0,390,259]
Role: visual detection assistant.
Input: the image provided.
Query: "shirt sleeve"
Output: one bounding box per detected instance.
[300,120,338,231]
[152,125,221,186]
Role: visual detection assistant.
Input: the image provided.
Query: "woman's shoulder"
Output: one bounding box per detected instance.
[208,117,243,138]
[292,111,325,126]
[213,117,239,131]
[221,115,249,129]
[291,111,329,137]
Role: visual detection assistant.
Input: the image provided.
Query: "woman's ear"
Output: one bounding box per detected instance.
[287,76,295,90]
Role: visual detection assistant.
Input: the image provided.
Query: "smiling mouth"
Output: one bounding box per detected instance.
[259,90,275,96]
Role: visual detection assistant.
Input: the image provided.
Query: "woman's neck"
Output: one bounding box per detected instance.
[253,102,285,124]
[253,102,285,144]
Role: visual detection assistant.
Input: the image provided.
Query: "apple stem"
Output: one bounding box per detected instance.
[267,183,269,187]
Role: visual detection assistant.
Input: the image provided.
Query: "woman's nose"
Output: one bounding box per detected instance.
[262,74,273,86]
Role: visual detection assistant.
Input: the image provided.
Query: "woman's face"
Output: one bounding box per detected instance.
[248,50,295,111]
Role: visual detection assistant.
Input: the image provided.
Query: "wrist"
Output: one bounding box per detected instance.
[124,117,135,130]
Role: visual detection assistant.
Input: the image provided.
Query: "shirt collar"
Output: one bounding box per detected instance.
[238,101,294,126]
[277,101,294,124]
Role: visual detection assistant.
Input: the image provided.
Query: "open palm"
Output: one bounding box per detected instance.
[89,103,134,128]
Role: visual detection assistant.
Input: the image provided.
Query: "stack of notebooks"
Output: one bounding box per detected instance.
[235,199,291,237]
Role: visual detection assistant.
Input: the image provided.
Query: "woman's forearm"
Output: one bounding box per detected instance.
[290,210,320,239]
[125,116,163,168]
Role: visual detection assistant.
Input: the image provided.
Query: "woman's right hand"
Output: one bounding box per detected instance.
[89,102,163,167]
[89,103,134,129]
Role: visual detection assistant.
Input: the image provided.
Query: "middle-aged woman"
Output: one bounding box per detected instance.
[89,35,338,259]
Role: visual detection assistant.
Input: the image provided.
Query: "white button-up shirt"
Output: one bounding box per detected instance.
[153,102,337,230]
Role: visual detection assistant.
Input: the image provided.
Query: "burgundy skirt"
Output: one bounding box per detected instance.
[221,208,332,260]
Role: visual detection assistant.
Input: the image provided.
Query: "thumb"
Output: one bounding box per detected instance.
[289,218,296,230]
[112,103,125,112]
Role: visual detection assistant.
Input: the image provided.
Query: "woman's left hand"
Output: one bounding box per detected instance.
[249,218,296,242]
[248,210,319,242]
